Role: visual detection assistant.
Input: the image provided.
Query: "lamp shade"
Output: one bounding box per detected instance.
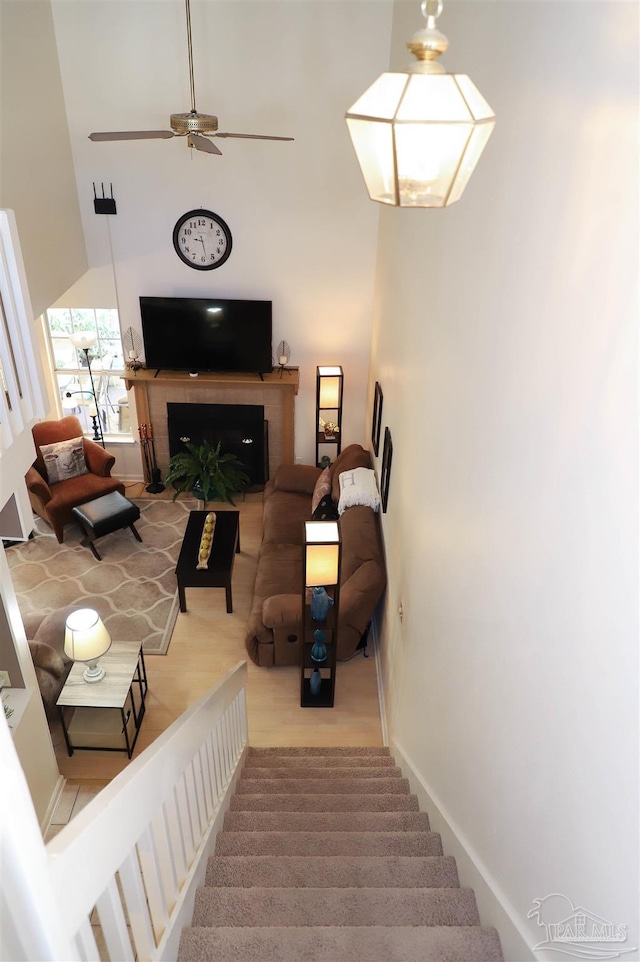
[345,1,495,208]
[69,331,98,351]
[304,521,341,586]
[64,608,111,683]
[318,366,343,409]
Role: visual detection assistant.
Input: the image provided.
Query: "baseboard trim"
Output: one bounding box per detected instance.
[369,615,388,746]
[390,736,534,962]
[41,774,66,837]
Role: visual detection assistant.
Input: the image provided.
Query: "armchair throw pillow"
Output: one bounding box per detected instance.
[39,436,88,484]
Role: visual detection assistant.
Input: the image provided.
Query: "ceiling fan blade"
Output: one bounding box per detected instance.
[89,130,175,141]
[215,132,294,142]
[188,134,223,155]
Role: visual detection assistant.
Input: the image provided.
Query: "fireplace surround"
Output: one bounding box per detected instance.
[122,368,299,482]
[167,402,268,487]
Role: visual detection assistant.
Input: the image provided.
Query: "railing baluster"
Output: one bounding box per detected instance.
[96,876,134,962]
[136,827,169,943]
[239,687,248,745]
[185,760,202,842]
[203,733,217,812]
[212,725,223,802]
[73,917,100,962]
[222,708,231,780]
[118,851,156,961]
[166,786,188,884]
[230,699,238,759]
[158,802,181,897]
[175,774,196,864]
[199,742,214,819]
[44,662,248,962]
[194,749,208,833]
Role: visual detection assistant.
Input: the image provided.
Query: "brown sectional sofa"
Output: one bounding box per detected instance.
[245,444,386,667]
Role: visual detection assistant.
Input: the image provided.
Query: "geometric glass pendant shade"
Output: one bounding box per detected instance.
[346,0,495,208]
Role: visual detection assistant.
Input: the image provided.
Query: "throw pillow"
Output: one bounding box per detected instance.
[312,493,339,521]
[311,467,331,515]
[338,467,380,515]
[39,436,88,484]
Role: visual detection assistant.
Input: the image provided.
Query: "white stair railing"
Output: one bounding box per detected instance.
[45,660,249,962]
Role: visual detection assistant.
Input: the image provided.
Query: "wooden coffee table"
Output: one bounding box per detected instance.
[175,510,240,613]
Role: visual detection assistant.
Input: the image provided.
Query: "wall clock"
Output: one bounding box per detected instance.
[172,209,232,270]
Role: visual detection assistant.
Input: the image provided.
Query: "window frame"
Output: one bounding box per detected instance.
[43,307,132,440]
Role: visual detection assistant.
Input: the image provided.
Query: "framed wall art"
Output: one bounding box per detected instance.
[380,426,393,513]
[371,381,383,456]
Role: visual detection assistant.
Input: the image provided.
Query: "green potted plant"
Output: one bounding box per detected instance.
[164,438,249,505]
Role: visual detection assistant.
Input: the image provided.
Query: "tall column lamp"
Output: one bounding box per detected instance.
[316,365,344,467]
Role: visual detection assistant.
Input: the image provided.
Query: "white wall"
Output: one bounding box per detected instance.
[50,0,393,470]
[0,1,87,319]
[374,1,639,958]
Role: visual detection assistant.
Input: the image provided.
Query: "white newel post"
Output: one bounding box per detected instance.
[0,715,77,962]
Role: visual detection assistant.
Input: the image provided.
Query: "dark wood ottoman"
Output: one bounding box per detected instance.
[72,491,142,561]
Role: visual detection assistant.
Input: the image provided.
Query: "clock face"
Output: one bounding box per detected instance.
[172,209,232,270]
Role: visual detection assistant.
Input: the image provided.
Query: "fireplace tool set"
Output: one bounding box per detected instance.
[139,423,165,493]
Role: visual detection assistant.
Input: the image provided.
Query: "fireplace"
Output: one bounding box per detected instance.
[122,368,299,482]
[167,403,268,488]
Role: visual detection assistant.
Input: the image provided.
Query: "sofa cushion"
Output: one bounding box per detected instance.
[262,593,303,628]
[40,436,88,484]
[330,444,372,501]
[311,468,331,514]
[274,463,321,495]
[340,558,387,636]
[339,504,383,583]
[253,542,303,597]
[263,488,309,546]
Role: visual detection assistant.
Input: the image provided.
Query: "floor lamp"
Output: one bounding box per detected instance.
[68,332,105,447]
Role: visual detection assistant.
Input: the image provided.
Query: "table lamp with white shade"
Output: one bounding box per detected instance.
[64,608,112,683]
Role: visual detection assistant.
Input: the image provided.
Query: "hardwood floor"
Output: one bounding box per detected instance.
[52,486,383,785]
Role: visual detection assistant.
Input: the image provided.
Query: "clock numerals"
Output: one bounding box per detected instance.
[173,209,232,270]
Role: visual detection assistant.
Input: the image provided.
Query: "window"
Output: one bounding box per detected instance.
[45,308,130,437]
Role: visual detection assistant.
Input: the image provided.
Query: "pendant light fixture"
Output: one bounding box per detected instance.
[345,0,495,208]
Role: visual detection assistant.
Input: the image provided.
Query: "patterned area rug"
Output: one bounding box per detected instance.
[5,499,198,655]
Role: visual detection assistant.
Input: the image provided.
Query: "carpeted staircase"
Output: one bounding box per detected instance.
[178,747,504,961]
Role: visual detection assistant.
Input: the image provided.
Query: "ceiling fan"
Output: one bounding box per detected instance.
[89,0,293,156]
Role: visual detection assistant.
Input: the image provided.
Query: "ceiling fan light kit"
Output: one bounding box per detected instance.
[88,0,293,156]
[345,0,495,208]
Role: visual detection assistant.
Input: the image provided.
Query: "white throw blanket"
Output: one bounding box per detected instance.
[338,467,380,515]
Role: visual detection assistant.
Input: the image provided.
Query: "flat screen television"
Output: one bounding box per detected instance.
[139,296,272,374]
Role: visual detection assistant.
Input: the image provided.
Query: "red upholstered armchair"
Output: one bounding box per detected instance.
[25,416,125,543]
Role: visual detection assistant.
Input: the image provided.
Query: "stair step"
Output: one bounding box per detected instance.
[236,778,411,795]
[192,886,480,928]
[223,810,430,833]
[206,855,460,889]
[178,925,504,961]
[230,793,420,812]
[215,830,443,857]
[241,766,402,780]
[248,746,391,757]
[243,754,396,769]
